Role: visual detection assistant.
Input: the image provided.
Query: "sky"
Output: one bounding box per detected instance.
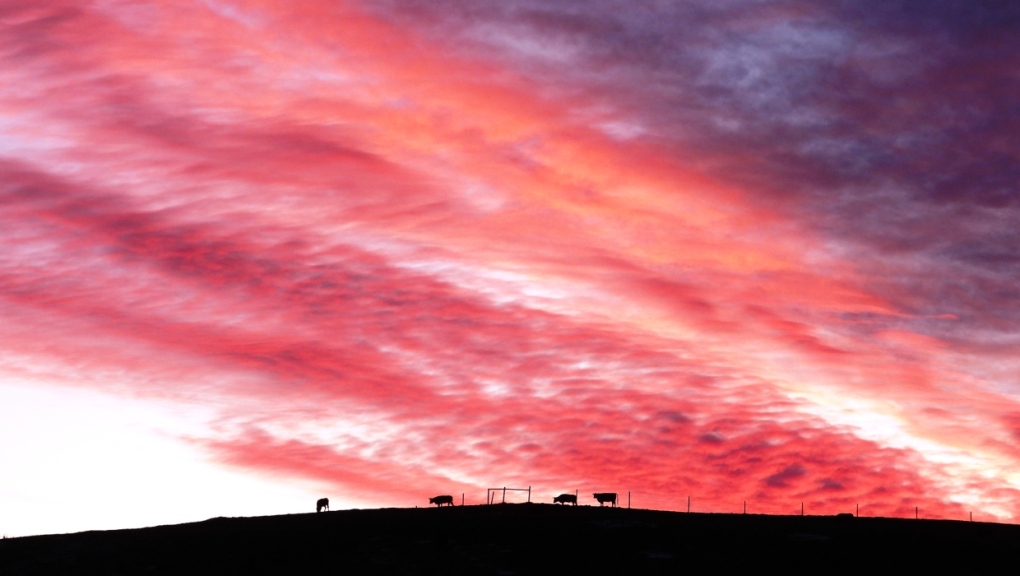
[2,0,1019,537]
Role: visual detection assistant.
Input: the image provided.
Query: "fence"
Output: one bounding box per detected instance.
[487,486,532,504]
[470,489,981,522]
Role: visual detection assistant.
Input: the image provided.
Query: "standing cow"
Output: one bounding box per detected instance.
[429,495,455,507]
[316,498,329,512]
[553,494,578,506]
[593,493,618,507]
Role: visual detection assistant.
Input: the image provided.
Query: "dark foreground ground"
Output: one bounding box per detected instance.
[2,504,1018,575]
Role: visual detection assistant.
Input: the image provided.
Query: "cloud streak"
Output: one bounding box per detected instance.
[2,0,1020,534]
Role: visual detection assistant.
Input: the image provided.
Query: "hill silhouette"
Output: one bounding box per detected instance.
[2,504,1016,575]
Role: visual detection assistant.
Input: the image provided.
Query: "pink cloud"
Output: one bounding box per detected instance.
[2,0,1019,535]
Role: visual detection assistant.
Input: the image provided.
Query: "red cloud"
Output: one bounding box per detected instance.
[2,0,1020,534]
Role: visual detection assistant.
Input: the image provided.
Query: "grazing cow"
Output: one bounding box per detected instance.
[593,493,618,507]
[429,495,455,507]
[316,498,329,513]
[553,494,578,506]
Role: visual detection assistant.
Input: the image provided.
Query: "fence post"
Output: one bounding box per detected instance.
[502,487,506,504]
[687,496,690,513]
[801,502,804,516]
[628,491,631,509]
[528,486,531,503]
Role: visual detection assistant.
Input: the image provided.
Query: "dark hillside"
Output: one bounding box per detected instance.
[2,504,1017,575]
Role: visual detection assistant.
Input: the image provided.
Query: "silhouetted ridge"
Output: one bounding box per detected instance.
[1,505,1016,575]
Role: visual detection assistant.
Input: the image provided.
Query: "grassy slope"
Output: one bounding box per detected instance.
[2,504,1017,575]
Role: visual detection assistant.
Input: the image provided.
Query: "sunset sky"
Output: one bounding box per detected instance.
[3,1,1020,537]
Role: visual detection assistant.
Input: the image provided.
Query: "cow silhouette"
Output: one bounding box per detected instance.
[593,493,617,507]
[429,494,455,507]
[553,494,578,506]
[316,498,329,512]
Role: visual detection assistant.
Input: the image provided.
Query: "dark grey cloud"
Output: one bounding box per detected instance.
[765,463,807,487]
[367,0,1020,359]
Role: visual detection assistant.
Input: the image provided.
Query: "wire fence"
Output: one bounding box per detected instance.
[472,489,983,522]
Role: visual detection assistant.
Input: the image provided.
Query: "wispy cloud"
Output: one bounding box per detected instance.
[2,0,1019,534]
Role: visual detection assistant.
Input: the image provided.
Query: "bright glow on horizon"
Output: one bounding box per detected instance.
[0,381,338,537]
